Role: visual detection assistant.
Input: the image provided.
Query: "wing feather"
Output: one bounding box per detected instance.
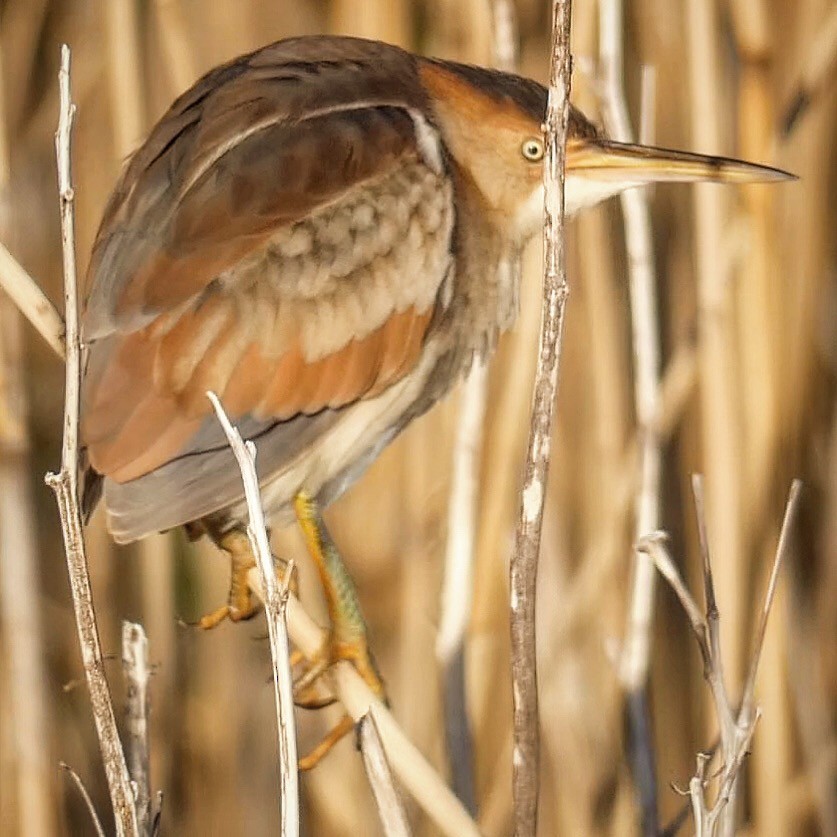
[80,37,456,535]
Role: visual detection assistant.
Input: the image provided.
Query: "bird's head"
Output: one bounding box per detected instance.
[419,59,793,244]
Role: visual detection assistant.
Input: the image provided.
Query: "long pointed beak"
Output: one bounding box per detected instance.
[566,138,795,184]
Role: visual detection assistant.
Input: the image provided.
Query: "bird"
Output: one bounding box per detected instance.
[79,35,791,764]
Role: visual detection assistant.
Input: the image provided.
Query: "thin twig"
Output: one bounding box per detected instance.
[0,306,57,837]
[687,0,746,704]
[598,1,662,830]
[690,477,736,754]
[0,37,56,836]
[638,534,709,663]
[0,242,64,357]
[509,2,573,833]
[246,572,482,837]
[436,0,520,812]
[121,622,152,835]
[739,479,802,718]
[44,45,138,837]
[601,14,662,692]
[207,392,299,837]
[359,708,412,837]
[641,479,802,836]
[59,762,107,837]
[437,368,487,670]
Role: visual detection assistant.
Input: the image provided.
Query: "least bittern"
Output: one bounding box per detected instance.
[79,36,792,767]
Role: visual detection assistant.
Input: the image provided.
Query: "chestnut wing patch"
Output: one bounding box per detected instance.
[82,159,454,483]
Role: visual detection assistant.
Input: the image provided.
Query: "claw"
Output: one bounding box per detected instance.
[195,526,296,629]
[298,715,356,771]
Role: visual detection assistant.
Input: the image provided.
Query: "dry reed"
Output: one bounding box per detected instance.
[0,1,832,835]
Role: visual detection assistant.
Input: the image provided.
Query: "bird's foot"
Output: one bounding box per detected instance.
[292,491,386,770]
[198,527,295,629]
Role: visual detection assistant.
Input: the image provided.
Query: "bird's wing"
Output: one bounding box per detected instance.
[81,37,455,488]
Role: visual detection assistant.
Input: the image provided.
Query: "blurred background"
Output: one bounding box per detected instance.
[0,0,834,834]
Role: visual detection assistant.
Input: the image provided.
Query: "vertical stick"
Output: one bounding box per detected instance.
[510,2,573,833]
[207,393,299,837]
[436,0,520,813]
[121,622,151,834]
[0,37,57,837]
[598,2,662,831]
[686,0,745,686]
[359,709,412,837]
[44,45,138,837]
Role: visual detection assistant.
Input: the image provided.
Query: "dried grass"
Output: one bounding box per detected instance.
[0,1,833,834]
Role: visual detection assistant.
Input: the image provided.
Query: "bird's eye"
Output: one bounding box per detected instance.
[521,138,544,162]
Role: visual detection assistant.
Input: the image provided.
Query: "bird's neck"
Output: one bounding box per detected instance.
[444,166,523,358]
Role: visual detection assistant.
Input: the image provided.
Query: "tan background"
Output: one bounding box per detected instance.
[0,0,834,834]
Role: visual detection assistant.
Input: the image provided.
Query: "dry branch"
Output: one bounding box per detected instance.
[598,0,662,693]
[207,392,299,837]
[121,622,152,835]
[638,477,802,836]
[598,2,662,830]
[0,35,57,837]
[359,708,411,837]
[60,762,107,837]
[0,242,64,357]
[437,367,486,670]
[437,0,520,812]
[509,1,573,833]
[43,45,138,837]
[245,571,482,837]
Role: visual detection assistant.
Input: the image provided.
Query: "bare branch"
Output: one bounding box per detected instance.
[0,243,64,357]
[359,708,412,837]
[207,391,299,837]
[59,762,107,837]
[690,477,736,757]
[437,366,487,669]
[44,45,138,837]
[740,480,802,718]
[437,0,520,811]
[0,45,57,827]
[121,622,151,835]
[246,574,481,837]
[637,534,709,666]
[599,0,662,693]
[509,2,573,833]
[599,1,663,826]
[648,479,801,835]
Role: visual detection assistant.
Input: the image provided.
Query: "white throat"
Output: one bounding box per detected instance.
[514,177,640,239]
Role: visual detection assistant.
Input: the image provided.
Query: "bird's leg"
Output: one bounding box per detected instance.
[292,491,386,769]
[297,715,356,772]
[198,527,261,629]
[197,526,298,629]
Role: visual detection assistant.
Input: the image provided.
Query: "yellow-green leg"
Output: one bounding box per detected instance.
[293,491,386,770]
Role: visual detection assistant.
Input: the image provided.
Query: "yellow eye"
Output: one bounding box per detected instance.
[521,137,544,162]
